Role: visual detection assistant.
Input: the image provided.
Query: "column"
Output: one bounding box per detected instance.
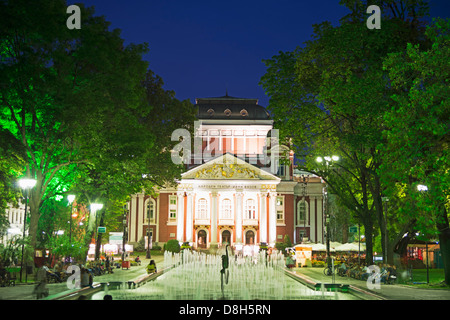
[138,195,144,242]
[317,195,323,243]
[268,192,277,245]
[259,192,267,243]
[129,194,137,243]
[176,191,185,242]
[211,191,218,247]
[235,190,243,244]
[185,192,194,242]
[310,196,316,242]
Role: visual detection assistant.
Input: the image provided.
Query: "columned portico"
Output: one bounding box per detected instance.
[178,153,280,249]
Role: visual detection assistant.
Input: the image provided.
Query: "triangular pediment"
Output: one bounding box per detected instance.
[181,153,280,181]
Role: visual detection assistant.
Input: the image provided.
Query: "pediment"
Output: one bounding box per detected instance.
[181,153,280,181]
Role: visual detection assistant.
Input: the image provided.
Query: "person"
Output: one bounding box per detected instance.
[80,267,91,288]
[43,263,62,283]
[135,256,141,266]
[387,265,397,284]
[338,261,347,276]
[34,265,48,299]
[146,260,157,274]
[105,256,113,274]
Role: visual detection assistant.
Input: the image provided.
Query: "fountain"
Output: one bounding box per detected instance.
[91,248,355,300]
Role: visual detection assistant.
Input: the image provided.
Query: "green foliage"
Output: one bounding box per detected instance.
[164,239,180,253]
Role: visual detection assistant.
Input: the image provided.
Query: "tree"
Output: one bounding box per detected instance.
[0,0,150,258]
[260,0,429,265]
[381,18,450,283]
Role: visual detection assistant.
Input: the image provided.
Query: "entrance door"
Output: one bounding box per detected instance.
[221,230,231,245]
[245,230,255,245]
[197,230,207,248]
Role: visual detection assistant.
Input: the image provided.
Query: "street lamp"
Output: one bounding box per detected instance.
[417,185,429,284]
[18,178,37,283]
[316,155,339,269]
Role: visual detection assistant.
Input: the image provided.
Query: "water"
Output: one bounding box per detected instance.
[95,249,346,300]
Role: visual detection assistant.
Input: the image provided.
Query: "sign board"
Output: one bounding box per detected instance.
[98,227,106,234]
[109,232,123,245]
[349,226,358,233]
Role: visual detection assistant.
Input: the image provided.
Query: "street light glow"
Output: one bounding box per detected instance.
[68,194,75,204]
[91,203,103,211]
[18,178,37,189]
[417,184,428,191]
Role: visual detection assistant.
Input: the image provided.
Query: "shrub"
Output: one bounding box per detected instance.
[164,239,180,253]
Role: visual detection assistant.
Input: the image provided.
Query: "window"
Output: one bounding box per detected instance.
[221,198,232,219]
[197,198,208,219]
[145,198,156,224]
[276,196,284,222]
[168,195,177,222]
[245,199,256,219]
[297,200,308,224]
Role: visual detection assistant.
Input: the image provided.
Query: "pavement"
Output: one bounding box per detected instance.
[291,267,450,300]
[0,255,164,300]
[1,256,449,300]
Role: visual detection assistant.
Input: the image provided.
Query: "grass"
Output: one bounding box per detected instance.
[398,269,450,289]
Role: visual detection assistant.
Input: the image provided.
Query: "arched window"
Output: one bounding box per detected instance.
[245,230,255,245]
[197,230,207,248]
[221,198,232,219]
[245,199,256,219]
[197,198,208,219]
[222,230,231,245]
[297,200,308,225]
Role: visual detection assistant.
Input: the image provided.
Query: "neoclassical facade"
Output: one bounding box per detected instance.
[127,95,325,249]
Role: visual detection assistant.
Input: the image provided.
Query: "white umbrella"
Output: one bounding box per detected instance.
[335,242,365,252]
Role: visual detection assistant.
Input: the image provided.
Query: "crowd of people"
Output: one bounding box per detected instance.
[337,262,398,284]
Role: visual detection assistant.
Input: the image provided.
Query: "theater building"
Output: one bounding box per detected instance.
[126,95,325,250]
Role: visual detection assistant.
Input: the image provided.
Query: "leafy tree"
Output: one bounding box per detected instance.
[0,0,149,258]
[260,0,429,265]
[381,18,450,283]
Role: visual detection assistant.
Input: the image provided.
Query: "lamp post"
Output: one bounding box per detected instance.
[18,178,37,283]
[316,155,339,269]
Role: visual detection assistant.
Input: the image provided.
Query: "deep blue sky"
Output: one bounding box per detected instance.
[71,0,449,107]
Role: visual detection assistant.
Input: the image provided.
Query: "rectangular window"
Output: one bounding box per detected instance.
[168,195,177,221]
[276,196,284,223]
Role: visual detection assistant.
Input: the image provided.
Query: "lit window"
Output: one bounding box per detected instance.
[168,195,177,221]
[245,199,256,219]
[146,198,156,224]
[276,196,284,222]
[221,199,232,219]
[197,198,208,219]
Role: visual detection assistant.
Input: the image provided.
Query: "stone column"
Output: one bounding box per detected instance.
[235,190,244,244]
[210,191,218,248]
[129,194,137,243]
[176,191,185,242]
[259,192,267,243]
[310,196,316,242]
[268,192,277,245]
[185,192,194,242]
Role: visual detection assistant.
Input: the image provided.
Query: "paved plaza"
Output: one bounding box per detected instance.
[0,256,449,300]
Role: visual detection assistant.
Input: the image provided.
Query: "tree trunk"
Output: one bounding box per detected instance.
[436,204,450,285]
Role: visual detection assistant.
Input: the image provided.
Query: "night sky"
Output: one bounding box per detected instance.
[71,0,450,108]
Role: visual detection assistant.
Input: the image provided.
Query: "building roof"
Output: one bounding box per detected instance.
[196,94,270,120]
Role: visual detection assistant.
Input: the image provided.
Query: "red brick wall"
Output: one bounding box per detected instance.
[157,193,177,243]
